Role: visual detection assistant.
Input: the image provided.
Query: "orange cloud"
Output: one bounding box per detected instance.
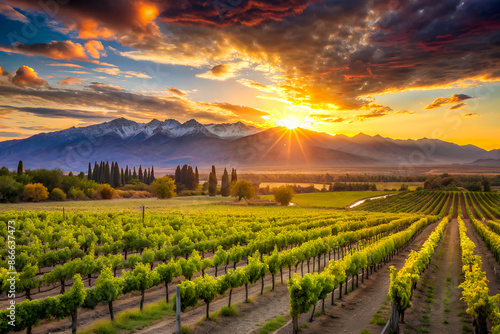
[57,77,86,86]
[11,66,48,87]
[0,4,29,23]
[0,41,88,61]
[85,40,105,59]
[425,94,474,110]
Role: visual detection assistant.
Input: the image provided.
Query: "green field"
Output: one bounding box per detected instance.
[259,182,423,191]
[262,191,393,208]
[0,191,395,212]
[0,196,235,212]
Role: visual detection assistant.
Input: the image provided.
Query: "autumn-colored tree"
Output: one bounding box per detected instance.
[23,183,49,202]
[99,184,114,199]
[151,176,176,199]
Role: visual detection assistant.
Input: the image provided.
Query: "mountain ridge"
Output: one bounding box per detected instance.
[0,118,498,171]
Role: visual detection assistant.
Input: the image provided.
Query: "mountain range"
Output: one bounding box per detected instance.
[0,118,498,171]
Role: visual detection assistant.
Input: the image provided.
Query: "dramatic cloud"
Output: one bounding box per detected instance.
[161,0,313,27]
[0,41,89,61]
[0,80,263,124]
[461,113,481,117]
[85,40,105,59]
[196,62,249,80]
[11,66,49,87]
[0,4,29,23]
[3,0,162,45]
[425,94,474,110]
[0,105,113,120]
[57,77,86,86]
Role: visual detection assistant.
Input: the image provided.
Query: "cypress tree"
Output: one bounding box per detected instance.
[195,167,199,186]
[181,165,188,185]
[105,161,111,184]
[175,165,181,183]
[151,166,155,182]
[87,163,92,180]
[125,166,129,183]
[110,162,115,187]
[221,168,230,197]
[139,165,143,183]
[186,166,194,190]
[121,168,124,186]
[100,161,106,184]
[232,168,238,183]
[145,168,150,185]
[17,160,23,175]
[113,162,121,187]
[208,165,217,196]
[93,162,99,183]
[133,167,137,179]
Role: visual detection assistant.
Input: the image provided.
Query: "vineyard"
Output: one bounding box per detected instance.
[0,191,499,334]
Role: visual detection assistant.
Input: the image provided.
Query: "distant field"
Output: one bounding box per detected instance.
[0,196,235,212]
[262,191,393,208]
[259,182,423,191]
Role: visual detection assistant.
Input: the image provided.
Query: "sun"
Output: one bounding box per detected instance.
[278,118,300,130]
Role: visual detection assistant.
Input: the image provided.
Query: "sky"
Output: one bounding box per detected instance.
[0,0,499,149]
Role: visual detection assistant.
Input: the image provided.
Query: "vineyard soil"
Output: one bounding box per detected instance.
[398,219,473,334]
[276,220,440,334]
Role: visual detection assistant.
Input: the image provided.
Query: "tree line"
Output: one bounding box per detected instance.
[88,161,155,187]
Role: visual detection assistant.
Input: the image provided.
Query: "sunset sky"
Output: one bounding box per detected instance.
[0,0,499,149]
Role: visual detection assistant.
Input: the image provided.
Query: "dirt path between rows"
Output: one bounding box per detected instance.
[273,220,440,334]
[134,252,334,334]
[463,219,500,296]
[399,219,472,334]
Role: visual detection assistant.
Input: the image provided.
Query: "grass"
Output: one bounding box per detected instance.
[259,182,423,191]
[78,298,175,334]
[219,305,239,317]
[261,191,392,208]
[257,316,287,334]
[0,195,236,212]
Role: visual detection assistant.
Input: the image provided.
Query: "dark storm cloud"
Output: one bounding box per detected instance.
[161,0,313,26]
[1,0,499,119]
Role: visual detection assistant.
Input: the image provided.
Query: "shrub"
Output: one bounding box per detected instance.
[50,187,66,201]
[274,185,294,206]
[178,190,202,196]
[23,183,49,202]
[0,176,23,203]
[68,187,88,200]
[151,176,176,199]
[100,184,115,199]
